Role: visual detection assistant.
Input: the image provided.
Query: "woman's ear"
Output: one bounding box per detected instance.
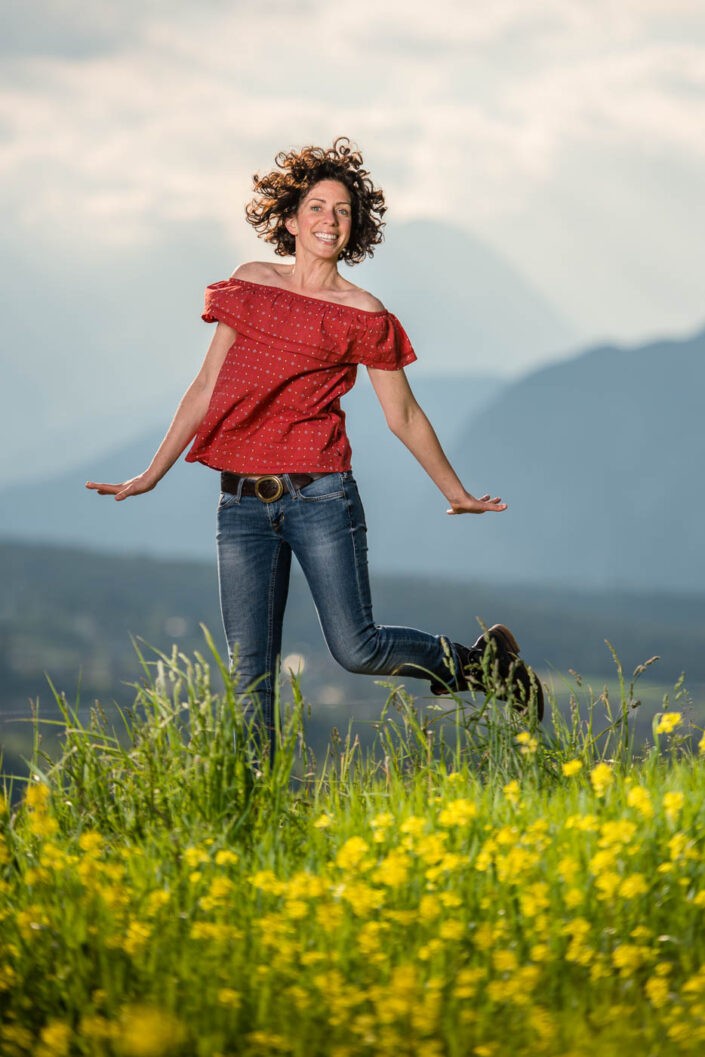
[284,214,298,237]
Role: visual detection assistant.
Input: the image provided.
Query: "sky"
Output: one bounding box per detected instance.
[1,0,704,432]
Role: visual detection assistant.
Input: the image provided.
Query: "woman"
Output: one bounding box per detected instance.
[87,138,543,753]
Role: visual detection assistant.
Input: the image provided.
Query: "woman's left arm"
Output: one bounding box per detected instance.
[366,367,507,515]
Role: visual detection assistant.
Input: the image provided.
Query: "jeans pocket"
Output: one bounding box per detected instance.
[218,490,240,510]
[296,473,346,502]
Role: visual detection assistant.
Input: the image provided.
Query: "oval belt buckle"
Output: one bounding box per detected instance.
[254,474,284,503]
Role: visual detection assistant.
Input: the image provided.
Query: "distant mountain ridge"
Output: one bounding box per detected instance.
[356,219,577,372]
[436,325,705,591]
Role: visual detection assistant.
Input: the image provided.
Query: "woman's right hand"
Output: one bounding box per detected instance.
[85,472,158,501]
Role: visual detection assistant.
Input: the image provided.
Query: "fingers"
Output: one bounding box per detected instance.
[446,496,508,515]
[85,481,127,498]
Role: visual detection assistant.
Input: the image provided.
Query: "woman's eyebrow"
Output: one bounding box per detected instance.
[307,196,351,205]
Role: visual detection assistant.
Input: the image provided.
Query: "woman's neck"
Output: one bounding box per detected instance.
[284,253,345,293]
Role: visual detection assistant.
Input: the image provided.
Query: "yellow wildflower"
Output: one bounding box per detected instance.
[699,733,705,755]
[619,873,648,899]
[335,836,370,870]
[357,920,390,958]
[439,891,463,909]
[566,813,600,832]
[400,815,426,838]
[183,846,209,868]
[627,785,653,819]
[495,824,518,847]
[516,731,539,755]
[371,811,394,829]
[123,921,152,956]
[438,798,478,827]
[474,923,499,951]
[562,759,583,777]
[286,871,327,900]
[337,879,382,915]
[599,819,637,848]
[78,831,103,854]
[313,813,332,829]
[418,893,441,921]
[439,919,465,942]
[113,1005,186,1057]
[594,871,621,900]
[214,848,239,866]
[373,849,410,887]
[417,832,448,865]
[453,966,484,999]
[315,901,344,930]
[668,832,694,861]
[249,869,285,895]
[558,856,580,884]
[645,976,670,1008]
[37,1020,72,1057]
[217,988,241,1008]
[612,944,650,975]
[520,881,551,918]
[565,887,584,909]
[590,762,613,797]
[145,890,171,916]
[492,948,518,973]
[655,712,682,735]
[663,791,684,823]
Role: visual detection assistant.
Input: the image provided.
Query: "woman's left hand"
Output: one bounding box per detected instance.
[446,493,508,515]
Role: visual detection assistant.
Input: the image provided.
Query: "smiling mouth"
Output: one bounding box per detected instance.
[314,233,338,243]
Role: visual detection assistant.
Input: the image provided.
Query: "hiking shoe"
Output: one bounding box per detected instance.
[466,624,544,720]
[431,624,544,720]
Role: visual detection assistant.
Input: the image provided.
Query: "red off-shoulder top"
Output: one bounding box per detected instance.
[185,278,417,474]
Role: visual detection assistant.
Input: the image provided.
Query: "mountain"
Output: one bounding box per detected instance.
[356,219,577,373]
[417,325,705,592]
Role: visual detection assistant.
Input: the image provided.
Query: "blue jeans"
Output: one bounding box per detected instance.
[216,471,462,743]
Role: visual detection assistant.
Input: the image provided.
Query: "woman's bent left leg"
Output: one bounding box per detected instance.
[285,473,461,691]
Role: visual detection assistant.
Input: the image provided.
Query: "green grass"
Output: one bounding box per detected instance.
[1,631,705,1056]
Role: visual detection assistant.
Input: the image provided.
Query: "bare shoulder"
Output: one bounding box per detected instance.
[229,261,280,283]
[340,282,386,313]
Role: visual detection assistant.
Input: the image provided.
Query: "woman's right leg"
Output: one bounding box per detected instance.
[216,490,292,755]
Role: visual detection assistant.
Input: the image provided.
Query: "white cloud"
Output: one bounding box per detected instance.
[1,0,704,341]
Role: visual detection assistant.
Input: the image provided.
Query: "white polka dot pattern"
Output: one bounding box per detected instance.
[185,278,417,474]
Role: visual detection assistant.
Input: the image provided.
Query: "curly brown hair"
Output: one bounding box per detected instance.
[245,137,386,265]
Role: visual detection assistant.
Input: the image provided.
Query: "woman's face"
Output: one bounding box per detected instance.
[285,179,352,260]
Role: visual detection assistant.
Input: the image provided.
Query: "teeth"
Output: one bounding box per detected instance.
[315,233,337,242]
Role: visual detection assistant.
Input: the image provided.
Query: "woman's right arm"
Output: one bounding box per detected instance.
[85,322,236,501]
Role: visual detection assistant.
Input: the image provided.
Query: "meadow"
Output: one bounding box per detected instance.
[1,632,704,1057]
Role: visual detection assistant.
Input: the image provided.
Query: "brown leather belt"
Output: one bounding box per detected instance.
[220,471,326,503]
